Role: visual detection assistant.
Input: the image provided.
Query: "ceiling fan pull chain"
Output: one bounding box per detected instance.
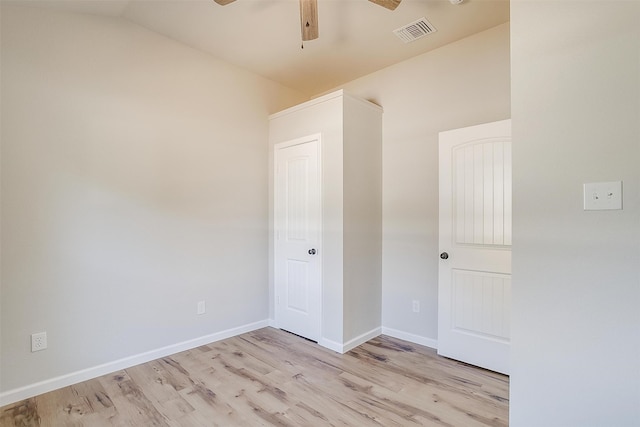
[302,21,309,48]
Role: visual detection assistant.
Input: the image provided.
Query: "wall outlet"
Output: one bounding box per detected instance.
[197,300,206,315]
[31,332,47,352]
[412,300,420,313]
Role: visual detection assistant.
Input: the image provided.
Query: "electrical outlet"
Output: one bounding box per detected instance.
[197,300,206,315]
[412,300,420,313]
[31,332,47,352]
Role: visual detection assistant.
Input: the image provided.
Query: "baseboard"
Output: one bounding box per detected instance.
[381,327,438,350]
[0,319,270,407]
[318,337,343,353]
[319,326,382,354]
[270,323,345,354]
[342,327,382,353]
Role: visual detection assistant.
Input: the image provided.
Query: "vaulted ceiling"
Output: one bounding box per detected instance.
[9,0,510,96]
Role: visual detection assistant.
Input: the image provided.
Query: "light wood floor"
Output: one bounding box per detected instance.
[0,327,508,426]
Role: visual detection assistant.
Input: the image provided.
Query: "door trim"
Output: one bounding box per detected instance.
[273,133,323,341]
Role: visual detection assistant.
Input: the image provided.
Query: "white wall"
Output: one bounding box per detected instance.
[335,23,511,344]
[343,95,382,343]
[510,1,640,425]
[0,5,304,400]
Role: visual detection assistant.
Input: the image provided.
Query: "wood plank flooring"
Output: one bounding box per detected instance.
[0,327,508,426]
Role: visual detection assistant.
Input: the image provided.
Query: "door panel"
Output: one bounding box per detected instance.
[439,119,511,375]
[275,135,321,342]
[452,269,510,341]
[454,140,511,246]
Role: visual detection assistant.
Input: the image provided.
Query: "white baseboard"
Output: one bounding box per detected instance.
[381,327,438,350]
[0,319,270,407]
[318,337,344,353]
[319,326,382,354]
[342,327,382,353]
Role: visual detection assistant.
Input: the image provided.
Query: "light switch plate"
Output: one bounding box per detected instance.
[583,181,622,211]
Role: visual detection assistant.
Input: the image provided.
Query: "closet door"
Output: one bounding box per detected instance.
[274,135,322,341]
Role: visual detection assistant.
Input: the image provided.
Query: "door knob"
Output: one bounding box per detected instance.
[440,252,449,260]
[308,249,317,255]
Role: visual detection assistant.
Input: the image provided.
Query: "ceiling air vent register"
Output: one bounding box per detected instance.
[393,17,437,43]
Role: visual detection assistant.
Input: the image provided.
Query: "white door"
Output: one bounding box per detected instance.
[438,119,511,375]
[274,135,322,342]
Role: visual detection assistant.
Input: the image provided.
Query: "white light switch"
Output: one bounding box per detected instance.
[583,181,622,211]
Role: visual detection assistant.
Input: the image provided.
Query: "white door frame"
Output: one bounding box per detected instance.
[273,133,323,341]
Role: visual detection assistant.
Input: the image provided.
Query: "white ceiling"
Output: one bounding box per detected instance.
[10,0,510,96]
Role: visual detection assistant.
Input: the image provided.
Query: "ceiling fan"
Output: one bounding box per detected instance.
[213,0,402,42]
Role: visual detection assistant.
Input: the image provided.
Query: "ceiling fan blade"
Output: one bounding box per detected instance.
[213,0,236,5]
[300,0,319,41]
[368,0,402,11]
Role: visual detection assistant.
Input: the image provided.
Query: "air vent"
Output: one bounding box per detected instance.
[393,17,437,43]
